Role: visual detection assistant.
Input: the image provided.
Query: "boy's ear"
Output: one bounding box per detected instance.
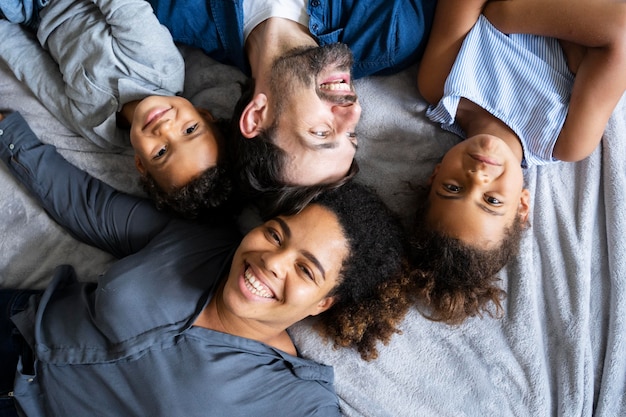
[134,154,147,175]
[239,93,269,138]
[518,188,531,223]
[428,164,441,185]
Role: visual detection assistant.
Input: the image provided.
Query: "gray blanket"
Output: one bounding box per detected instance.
[1,41,624,416]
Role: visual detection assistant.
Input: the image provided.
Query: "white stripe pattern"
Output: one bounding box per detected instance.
[426,15,575,167]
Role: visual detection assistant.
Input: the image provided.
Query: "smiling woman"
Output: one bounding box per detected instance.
[0,112,408,417]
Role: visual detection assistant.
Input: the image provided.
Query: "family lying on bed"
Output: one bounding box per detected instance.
[1,0,625,415]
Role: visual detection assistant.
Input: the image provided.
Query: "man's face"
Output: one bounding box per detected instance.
[267,43,361,186]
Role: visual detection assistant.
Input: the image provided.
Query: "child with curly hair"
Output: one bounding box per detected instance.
[413,0,626,323]
[0,0,232,219]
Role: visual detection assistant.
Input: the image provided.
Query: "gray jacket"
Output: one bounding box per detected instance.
[0,0,184,149]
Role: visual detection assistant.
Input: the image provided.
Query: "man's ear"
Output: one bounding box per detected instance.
[239,93,269,138]
[518,188,531,224]
[310,296,335,316]
[134,154,147,175]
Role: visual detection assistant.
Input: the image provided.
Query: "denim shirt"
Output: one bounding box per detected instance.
[0,112,341,417]
[147,0,436,79]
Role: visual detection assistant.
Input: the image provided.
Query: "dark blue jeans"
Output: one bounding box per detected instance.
[0,290,41,417]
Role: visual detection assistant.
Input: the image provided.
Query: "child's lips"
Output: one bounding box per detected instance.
[143,108,171,130]
[470,154,501,166]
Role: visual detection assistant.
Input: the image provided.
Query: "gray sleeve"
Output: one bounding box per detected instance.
[0,112,170,258]
[94,0,185,93]
[0,21,74,132]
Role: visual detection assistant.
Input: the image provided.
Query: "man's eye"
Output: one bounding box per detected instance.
[153,147,167,159]
[185,123,198,135]
[444,184,461,193]
[314,131,328,138]
[485,196,502,205]
[347,131,357,139]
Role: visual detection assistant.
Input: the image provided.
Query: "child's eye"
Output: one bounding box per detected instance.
[485,196,502,205]
[444,184,461,193]
[153,146,167,159]
[185,123,198,135]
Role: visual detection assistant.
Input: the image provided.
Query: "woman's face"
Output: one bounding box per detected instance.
[222,204,349,330]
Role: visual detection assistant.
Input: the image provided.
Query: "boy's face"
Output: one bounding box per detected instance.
[427,134,530,248]
[130,96,220,190]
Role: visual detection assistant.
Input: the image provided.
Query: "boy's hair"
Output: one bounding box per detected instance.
[409,186,527,324]
[227,79,359,220]
[139,165,232,220]
[139,117,233,220]
[310,181,411,361]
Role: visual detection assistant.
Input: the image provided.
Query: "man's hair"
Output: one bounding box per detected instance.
[227,79,359,220]
[139,118,233,220]
[408,185,527,324]
[310,181,411,361]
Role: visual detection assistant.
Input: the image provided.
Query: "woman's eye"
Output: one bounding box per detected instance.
[298,264,315,281]
[485,196,502,205]
[444,184,461,193]
[153,147,167,159]
[185,123,198,135]
[266,228,281,245]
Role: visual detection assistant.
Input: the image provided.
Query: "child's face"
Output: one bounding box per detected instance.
[130,96,220,190]
[427,134,530,248]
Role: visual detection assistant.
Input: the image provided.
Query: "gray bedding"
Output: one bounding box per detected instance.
[1,42,624,416]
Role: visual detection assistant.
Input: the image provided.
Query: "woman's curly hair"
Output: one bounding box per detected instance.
[227,79,359,220]
[310,181,411,361]
[139,118,234,220]
[408,185,527,325]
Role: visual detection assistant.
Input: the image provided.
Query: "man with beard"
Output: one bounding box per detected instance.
[147,0,436,218]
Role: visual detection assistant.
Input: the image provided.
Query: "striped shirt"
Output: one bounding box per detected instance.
[426,15,575,168]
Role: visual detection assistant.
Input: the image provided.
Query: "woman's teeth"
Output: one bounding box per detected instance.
[244,268,273,298]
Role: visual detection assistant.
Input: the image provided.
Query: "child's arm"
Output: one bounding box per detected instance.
[484,0,626,162]
[417,0,488,105]
[94,0,185,92]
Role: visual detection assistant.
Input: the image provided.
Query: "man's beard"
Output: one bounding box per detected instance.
[269,42,358,114]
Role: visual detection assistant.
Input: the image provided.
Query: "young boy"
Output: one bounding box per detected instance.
[0,0,231,218]
[412,0,626,324]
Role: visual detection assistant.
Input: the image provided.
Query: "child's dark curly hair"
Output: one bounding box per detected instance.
[409,186,527,324]
[139,164,233,220]
[139,118,234,220]
[310,181,411,361]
